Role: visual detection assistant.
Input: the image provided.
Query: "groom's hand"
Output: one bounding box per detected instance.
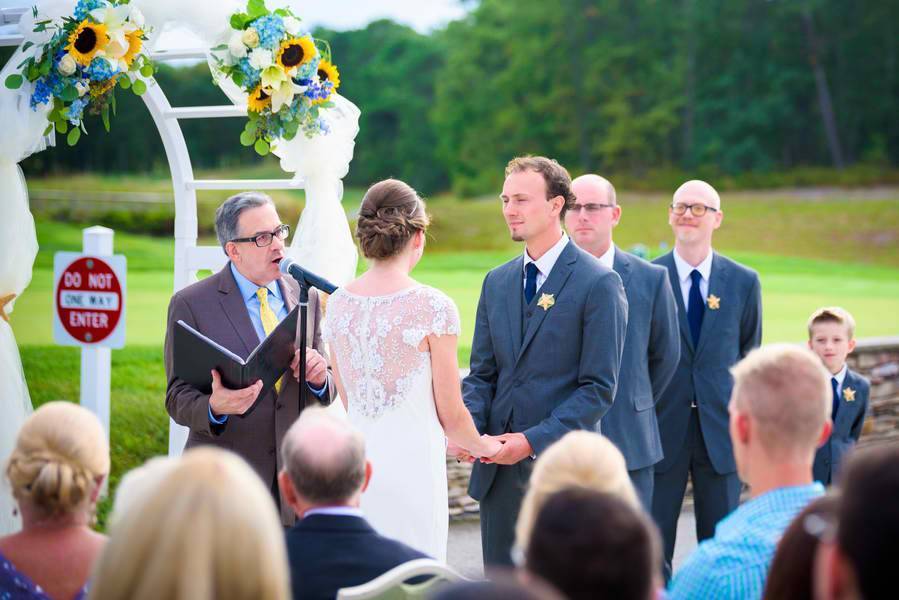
[483,433,533,465]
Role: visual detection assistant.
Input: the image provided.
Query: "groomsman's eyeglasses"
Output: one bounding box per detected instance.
[230,224,291,247]
[569,202,616,214]
[670,203,719,217]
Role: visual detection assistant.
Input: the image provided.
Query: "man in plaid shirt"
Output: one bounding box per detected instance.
[669,344,832,599]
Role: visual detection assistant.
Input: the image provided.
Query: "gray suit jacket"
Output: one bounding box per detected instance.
[653,251,762,475]
[163,265,333,526]
[463,240,628,500]
[600,248,680,471]
[813,368,869,484]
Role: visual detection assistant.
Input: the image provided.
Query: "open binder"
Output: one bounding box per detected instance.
[173,305,299,401]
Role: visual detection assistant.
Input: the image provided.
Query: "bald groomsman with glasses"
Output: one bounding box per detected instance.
[164,191,333,528]
[565,174,680,511]
[651,180,762,577]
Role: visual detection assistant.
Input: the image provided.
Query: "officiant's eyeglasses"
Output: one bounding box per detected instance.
[671,203,718,217]
[569,202,615,214]
[230,224,291,247]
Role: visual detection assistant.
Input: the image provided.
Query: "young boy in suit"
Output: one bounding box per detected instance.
[808,307,870,485]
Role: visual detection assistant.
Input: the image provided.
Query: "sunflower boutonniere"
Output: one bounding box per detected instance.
[843,387,856,402]
[707,294,721,310]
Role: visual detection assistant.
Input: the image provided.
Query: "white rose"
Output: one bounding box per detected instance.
[248,48,273,70]
[57,53,77,76]
[75,80,89,97]
[129,7,145,28]
[242,28,260,49]
[228,31,247,58]
[283,17,302,36]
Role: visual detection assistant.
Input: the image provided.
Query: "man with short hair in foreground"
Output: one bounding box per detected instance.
[279,407,428,600]
[669,344,831,599]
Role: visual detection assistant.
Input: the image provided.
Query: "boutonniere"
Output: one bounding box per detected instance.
[843,387,856,402]
[0,293,16,324]
[537,293,555,311]
[707,294,721,310]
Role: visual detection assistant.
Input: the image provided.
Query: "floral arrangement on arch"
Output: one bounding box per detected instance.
[3,0,154,146]
[212,0,341,156]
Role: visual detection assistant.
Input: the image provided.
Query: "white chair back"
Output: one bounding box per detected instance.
[336,558,469,600]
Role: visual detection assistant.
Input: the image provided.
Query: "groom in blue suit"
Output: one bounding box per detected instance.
[461,156,628,567]
[651,180,762,575]
[566,174,680,511]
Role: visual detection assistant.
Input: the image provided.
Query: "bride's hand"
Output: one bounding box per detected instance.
[478,434,503,459]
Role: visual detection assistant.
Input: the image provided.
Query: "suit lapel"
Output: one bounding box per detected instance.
[695,253,728,355]
[660,252,694,354]
[505,257,524,360]
[218,264,264,357]
[836,371,861,430]
[612,246,632,288]
[517,242,576,363]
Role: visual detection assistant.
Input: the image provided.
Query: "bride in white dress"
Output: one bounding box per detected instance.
[323,179,500,560]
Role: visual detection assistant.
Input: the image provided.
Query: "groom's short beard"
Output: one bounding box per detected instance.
[511,233,524,242]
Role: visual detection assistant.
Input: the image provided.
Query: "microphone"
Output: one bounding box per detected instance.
[279,258,338,295]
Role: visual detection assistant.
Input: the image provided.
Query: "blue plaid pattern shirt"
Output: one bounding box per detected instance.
[669,483,824,600]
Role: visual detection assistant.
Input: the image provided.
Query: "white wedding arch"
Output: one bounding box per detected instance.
[0,0,360,490]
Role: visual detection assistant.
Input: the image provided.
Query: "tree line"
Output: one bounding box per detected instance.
[13,0,898,195]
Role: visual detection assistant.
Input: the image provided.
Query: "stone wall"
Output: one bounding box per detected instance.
[446,336,899,520]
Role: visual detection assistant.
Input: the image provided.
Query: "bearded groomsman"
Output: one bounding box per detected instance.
[566,174,680,511]
[651,180,762,576]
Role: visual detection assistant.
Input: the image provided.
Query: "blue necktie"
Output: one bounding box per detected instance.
[687,269,704,346]
[831,377,839,420]
[524,262,539,304]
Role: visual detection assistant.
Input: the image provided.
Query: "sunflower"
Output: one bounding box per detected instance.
[123,29,143,66]
[247,84,271,112]
[276,37,316,71]
[316,60,340,91]
[67,20,109,66]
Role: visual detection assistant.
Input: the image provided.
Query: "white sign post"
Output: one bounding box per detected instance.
[52,227,126,485]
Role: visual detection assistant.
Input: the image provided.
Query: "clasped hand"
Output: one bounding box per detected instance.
[448,433,534,466]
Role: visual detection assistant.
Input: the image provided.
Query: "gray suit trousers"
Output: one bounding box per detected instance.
[480,460,534,567]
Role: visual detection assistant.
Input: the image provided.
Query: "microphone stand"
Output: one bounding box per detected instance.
[297,281,309,413]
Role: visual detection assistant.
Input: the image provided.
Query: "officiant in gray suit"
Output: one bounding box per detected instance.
[459,157,628,567]
[650,180,762,576]
[565,174,680,511]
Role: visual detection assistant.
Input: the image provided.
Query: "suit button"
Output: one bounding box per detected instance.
[269,448,276,456]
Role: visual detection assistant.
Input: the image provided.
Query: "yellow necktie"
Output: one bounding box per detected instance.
[256,287,283,392]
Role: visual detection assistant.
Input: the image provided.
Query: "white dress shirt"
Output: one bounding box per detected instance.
[672,248,714,308]
[303,506,364,519]
[596,244,615,270]
[832,363,848,397]
[523,233,570,292]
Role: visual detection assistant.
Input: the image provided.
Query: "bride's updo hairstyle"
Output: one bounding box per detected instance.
[356,179,430,260]
[6,401,109,517]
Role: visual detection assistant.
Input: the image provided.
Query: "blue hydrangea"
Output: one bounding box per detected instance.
[252,15,285,50]
[30,78,52,109]
[237,57,261,88]
[73,0,104,21]
[65,97,89,123]
[85,57,117,82]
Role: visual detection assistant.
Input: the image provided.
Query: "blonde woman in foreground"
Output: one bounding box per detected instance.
[88,447,289,600]
[514,430,639,559]
[0,401,109,600]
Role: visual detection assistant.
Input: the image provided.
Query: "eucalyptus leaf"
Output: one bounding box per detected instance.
[60,85,79,102]
[4,74,23,89]
[239,130,256,146]
[132,79,147,96]
[119,76,131,89]
[66,127,81,146]
[254,138,270,156]
[43,123,53,136]
[56,120,68,134]
[140,64,154,78]
[101,105,110,132]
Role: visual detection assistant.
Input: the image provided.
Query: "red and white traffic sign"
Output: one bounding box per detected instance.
[53,252,126,348]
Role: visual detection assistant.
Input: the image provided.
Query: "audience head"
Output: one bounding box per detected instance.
[669,179,722,248]
[515,430,638,551]
[807,307,857,375]
[215,191,287,286]
[89,447,289,600]
[502,156,575,242]
[566,174,621,256]
[432,571,563,600]
[6,401,109,523]
[815,445,899,600]
[279,406,371,516]
[525,488,660,600]
[356,178,429,262]
[109,456,176,527]
[728,344,832,480]
[764,494,839,600]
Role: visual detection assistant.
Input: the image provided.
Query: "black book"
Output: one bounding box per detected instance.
[173,306,299,401]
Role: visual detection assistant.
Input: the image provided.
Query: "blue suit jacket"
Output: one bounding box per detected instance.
[463,240,628,500]
[285,513,428,600]
[652,251,762,475]
[813,368,869,484]
[600,248,680,471]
